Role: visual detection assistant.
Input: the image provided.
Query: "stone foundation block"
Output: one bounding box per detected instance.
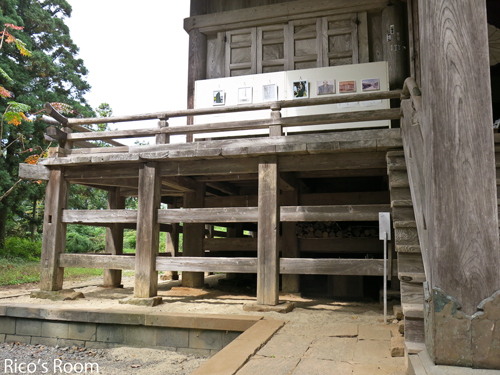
[124,326,157,347]
[96,324,124,343]
[69,322,96,341]
[0,317,16,335]
[85,341,118,350]
[178,347,211,357]
[0,334,5,342]
[41,321,69,339]
[189,329,223,350]
[156,328,189,348]
[5,335,31,344]
[16,319,41,337]
[31,336,57,346]
[223,331,241,346]
[57,338,86,347]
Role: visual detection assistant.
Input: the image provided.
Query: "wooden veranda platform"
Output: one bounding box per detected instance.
[20,90,403,305]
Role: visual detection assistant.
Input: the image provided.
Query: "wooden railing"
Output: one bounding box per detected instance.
[400,77,430,286]
[43,90,402,150]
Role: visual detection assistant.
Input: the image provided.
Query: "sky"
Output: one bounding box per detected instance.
[65,1,191,144]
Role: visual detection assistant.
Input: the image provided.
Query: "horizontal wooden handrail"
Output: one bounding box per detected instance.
[46,90,401,127]
[60,108,400,142]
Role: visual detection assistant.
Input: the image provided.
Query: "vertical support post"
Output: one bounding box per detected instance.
[257,155,280,305]
[182,182,206,288]
[102,188,125,288]
[40,168,68,291]
[379,212,391,325]
[134,162,160,298]
[418,1,500,368]
[187,27,207,143]
[270,103,282,137]
[165,222,179,280]
[156,118,169,145]
[281,183,299,294]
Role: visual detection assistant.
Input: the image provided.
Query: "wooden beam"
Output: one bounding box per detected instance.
[257,155,280,305]
[66,178,138,189]
[62,209,138,224]
[39,169,68,291]
[158,207,258,223]
[182,182,206,288]
[281,204,390,222]
[59,254,135,270]
[187,27,207,142]
[134,162,161,298]
[206,181,239,196]
[156,257,257,273]
[103,188,125,287]
[280,258,384,276]
[162,176,198,192]
[184,0,387,33]
[18,163,51,181]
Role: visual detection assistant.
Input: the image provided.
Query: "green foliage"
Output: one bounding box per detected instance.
[0,258,40,285]
[66,225,106,253]
[124,229,136,252]
[0,0,94,245]
[3,236,41,260]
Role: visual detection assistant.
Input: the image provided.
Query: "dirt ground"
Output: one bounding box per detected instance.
[0,274,403,375]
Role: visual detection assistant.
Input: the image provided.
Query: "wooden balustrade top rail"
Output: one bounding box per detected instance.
[47,89,401,127]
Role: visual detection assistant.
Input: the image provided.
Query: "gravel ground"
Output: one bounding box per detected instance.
[0,342,207,375]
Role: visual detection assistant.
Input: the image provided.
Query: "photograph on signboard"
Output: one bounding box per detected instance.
[213,90,225,105]
[361,78,380,91]
[238,87,253,104]
[339,80,356,93]
[262,84,278,102]
[317,80,336,95]
[293,80,309,98]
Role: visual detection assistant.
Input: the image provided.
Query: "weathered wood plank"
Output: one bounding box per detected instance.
[18,163,51,181]
[39,169,68,291]
[59,254,135,270]
[280,258,384,275]
[62,210,138,224]
[156,257,257,273]
[134,162,161,298]
[281,204,390,222]
[185,0,387,33]
[158,207,258,223]
[257,155,280,305]
[419,0,500,316]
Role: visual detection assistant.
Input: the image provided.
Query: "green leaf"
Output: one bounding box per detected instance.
[0,66,13,82]
[7,101,31,113]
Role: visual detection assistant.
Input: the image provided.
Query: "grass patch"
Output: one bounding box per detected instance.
[0,258,104,286]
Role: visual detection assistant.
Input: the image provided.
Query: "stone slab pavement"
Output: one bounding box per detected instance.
[235,322,405,375]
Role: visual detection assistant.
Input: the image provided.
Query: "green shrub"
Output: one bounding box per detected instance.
[66,232,95,253]
[3,237,42,261]
[124,230,136,250]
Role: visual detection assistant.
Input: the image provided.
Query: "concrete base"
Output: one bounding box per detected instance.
[408,350,500,375]
[243,302,295,314]
[119,296,163,307]
[30,290,84,301]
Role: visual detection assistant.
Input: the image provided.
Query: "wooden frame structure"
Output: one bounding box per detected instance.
[18,0,500,370]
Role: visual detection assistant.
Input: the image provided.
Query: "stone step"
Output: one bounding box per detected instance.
[405,341,426,355]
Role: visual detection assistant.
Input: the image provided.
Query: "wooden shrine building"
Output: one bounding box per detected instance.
[19,0,500,372]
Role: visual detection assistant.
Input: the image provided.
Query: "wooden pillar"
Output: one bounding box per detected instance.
[281,186,299,294]
[164,221,179,281]
[187,27,207,143]
[257,156,280,305]
[182,183,206,287]
[382,0,408,90]
[418,0,500,368]
[134,162,161,298]
[102,188,125,287]
[40,168,68,291]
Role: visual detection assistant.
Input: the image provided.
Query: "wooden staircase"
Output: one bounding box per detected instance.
[387,150,426,354]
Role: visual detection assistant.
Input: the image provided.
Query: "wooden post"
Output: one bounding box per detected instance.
[40,168,68,291]
[281,183,299,294]
[102,188,125,288]
[156,118,169,145]
[187,27,207,143]
[134,162,161,298]
[382,0,408,90]
[257,155,280,305]
[270,103,282,137]
[418,0,500,367]
[182,182,206,287]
